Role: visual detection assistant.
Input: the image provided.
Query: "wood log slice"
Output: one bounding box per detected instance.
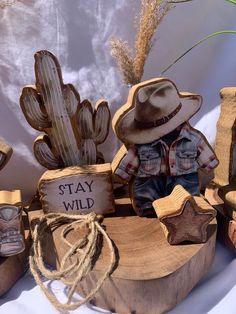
[29,204,217,314]
[0,213,30,296]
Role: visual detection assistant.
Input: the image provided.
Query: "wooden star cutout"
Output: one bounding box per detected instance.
[153,185,216,245]
[162,200,215,244]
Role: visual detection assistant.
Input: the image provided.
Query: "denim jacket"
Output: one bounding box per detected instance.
[115,123,218,179]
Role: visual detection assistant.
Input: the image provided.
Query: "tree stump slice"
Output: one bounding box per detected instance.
[0,214,30,296]
[29,205,217,314]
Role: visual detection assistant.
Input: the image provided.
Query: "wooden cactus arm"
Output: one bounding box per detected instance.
[34,50,81,167]
[79,139,97,165]
[0,142,13,171]
[34,135,60,170]
[77,100,94,139]
[20,86,51,131]
[93,100,111,145]
[63,84,80,118]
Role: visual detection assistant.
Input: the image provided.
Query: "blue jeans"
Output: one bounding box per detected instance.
[132,172,199,216]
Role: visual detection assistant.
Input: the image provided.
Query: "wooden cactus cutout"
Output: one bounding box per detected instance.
[78,99,111,165]
[0,141,13,171]
[20,50,110,169]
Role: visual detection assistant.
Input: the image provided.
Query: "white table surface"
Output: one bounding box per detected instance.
[0,242,235,314]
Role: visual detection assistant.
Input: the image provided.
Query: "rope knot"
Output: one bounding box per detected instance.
[85,212,104,224]
[85,212,96,224]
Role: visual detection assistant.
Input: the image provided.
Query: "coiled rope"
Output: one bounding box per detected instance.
[29,212,116,311]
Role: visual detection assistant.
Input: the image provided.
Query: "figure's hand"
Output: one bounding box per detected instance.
[111,144,137,183]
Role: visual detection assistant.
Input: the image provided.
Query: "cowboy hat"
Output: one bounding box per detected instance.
[113,77,202,144]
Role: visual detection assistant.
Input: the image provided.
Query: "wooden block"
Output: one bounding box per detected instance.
[38,163,115,214]
[0,190,21,206]
[216,205,236,252]
[213,87,236,186]
[205,184,236,251]
[205,182,224,206]
[153,185,216,244]
[28,204,217,314]
[0,212,30,296]
[218,184,236,220]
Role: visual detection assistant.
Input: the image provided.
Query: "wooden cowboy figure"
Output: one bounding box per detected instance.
[113,78,219,216]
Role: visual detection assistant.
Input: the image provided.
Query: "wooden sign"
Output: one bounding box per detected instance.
[39,164,115,214]
[153,185,216,244]
[20,50,110,169]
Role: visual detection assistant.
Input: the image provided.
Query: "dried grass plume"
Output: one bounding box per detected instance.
[110,0,172,85]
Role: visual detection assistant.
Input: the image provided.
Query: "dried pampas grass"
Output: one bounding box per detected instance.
[110,0,172,85]
[109,38,137,85]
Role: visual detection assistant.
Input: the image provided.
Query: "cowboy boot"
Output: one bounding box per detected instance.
[0,206,25,257]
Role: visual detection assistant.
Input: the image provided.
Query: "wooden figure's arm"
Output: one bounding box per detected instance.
[197,134,219,174]
[111,145,139,183]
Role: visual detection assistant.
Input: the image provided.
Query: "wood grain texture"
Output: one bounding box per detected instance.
[205,185,236,252]
[0,141,13,171]
[153,185,216,244]
[28,202,217,314]
[0,190,21,206]
[216,206,236,252]
[111,144,129,184]
[38,164,115,214]
[218,183,236,220]
[214,87,236,186]
[20,50,110,169]
[0,213,30,296]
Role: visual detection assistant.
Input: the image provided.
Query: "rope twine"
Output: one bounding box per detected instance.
[0,0,20,9]
[29,212,116,312]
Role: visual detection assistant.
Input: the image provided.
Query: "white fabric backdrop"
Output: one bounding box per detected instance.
[0,0,236,199]
[0,0,235,313]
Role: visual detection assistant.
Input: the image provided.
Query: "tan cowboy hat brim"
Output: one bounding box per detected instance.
[117,92,202,145]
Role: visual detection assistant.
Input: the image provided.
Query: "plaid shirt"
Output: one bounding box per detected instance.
[115,123,219,180]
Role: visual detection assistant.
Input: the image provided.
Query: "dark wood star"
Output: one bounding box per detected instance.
[161,200,215,244]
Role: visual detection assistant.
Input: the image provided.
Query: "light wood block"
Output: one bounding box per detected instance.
[205,184,236,252]
[218,184,236,220]
[0,190,21,206]
[213,87,236,186]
